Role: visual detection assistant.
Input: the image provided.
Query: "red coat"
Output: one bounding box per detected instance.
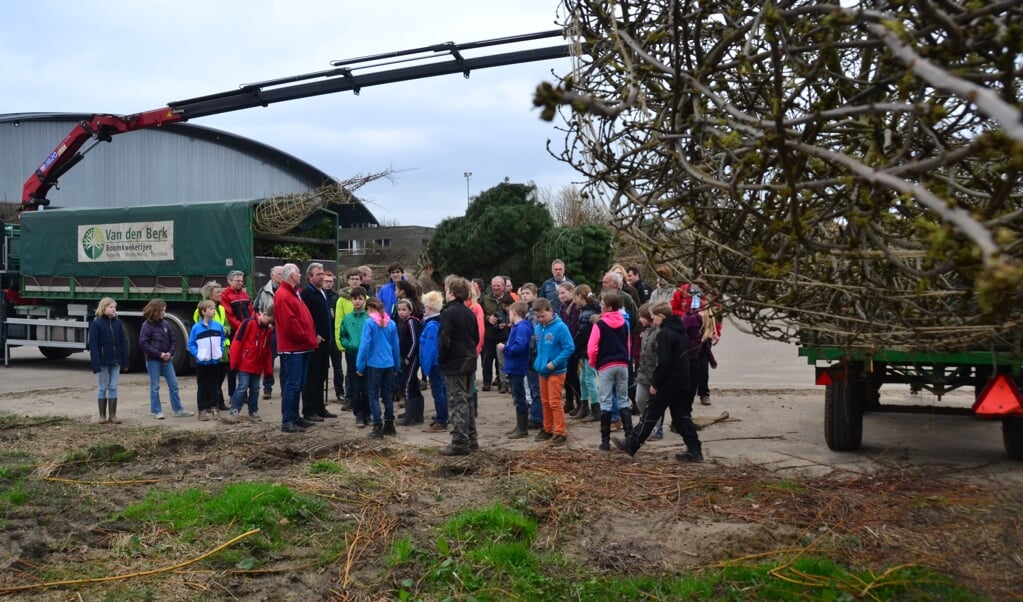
[229,317,274,376]
[273,280,318,353]
[221,286,253,333]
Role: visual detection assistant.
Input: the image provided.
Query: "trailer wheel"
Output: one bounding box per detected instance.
[1003,417,1023,461]
[39,346,74,360]
[825,379,863,451]
[121,319,143,372]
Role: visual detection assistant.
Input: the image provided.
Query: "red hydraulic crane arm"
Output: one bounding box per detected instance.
[23,109,185,208]
[21,29,571,210]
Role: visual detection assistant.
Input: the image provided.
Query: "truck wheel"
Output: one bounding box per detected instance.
[121,319,143,372]
[825,380,863,451]
[39,347,74,360]
[165,312,193,375]
[1003,417,1023,461]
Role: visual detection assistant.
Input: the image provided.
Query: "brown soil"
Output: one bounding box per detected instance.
[1,384,1021,600]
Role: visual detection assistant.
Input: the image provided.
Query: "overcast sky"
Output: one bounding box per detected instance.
[0,0,582,227]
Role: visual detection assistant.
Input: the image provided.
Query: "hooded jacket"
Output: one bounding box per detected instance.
[356,310,400,373]
[586,310,631,371]
[418,313,441,377]
[652,314,691,392]
[502,318,533,377]
[229,316,274,376]
[89,315,129,372]
[532,315,574,376]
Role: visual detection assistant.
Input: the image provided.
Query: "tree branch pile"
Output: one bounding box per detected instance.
[538,0,1023,353]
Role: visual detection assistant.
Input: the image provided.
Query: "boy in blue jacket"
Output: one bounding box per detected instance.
[188,299,226,420]
[419,291,448,432]
[531,298,574,445]
[499,301,532,439]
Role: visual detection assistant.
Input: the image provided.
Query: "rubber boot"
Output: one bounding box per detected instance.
[599,411,612,451]
[398,396,424,426]
[621,409,634,438]
[585,403,601,422]
[507,413,529,439]
[107,398,122,424]
[572,401,590,420]
[382,419,397,436]
[97,398,108,423]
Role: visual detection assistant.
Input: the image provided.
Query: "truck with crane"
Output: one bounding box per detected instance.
[0,30,571,374]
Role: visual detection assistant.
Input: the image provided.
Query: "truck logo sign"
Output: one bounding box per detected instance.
[77,221,174,263]
[81,227,107,259]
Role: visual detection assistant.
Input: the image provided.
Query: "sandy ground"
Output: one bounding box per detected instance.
[2,319,1019,482]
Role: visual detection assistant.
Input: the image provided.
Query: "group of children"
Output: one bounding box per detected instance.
[87,265,718,463]
[496,279,718,461]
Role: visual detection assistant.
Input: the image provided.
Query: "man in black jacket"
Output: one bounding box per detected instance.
[613,302,703,461]
[300,262,338,421]
[438,275,480,456]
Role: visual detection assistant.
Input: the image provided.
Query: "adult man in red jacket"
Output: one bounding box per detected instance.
[273,263,319,433]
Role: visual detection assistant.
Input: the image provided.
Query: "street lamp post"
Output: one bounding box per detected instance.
[463,171,472,205]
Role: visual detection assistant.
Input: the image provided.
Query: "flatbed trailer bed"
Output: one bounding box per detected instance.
[799,346,1023,460]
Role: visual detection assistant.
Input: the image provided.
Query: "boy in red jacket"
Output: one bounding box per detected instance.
[224,306,274,422]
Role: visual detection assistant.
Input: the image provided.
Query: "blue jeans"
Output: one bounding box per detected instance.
[508,373,528,415]
[279,352,310,424]
[365,366,395,426]
[527,368,543,424]
[598,365,628,413]
[230,371,262,415]
[146,359,184,414]
[427,368,448,424]
[96,365,120,399]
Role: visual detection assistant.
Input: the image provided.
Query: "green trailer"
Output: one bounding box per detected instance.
[2,199,338,373]
[799,346,1023,460]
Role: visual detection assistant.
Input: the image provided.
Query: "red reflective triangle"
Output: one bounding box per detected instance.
[973,374,1023,417]
[816,370,833,386]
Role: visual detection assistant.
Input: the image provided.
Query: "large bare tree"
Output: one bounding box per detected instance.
[536,0,1023,353]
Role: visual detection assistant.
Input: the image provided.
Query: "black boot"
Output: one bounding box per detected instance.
[586,403,601,422]
[572,401,589,419]
[563,396,575,417]
[621,410,633,438]
[383,419,397,436]
[398,396,424,426]
[599,411,612,451]
[107,398,122,424]
[507,413,529,439]
[97,398,108,423]
[368,423,384,439]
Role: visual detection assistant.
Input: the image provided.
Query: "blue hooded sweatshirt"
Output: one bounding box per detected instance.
[502,318,532,377]
[356,310,400,373]
[532,315,574,376]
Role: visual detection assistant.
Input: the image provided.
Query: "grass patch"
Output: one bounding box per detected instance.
[64,443,136,465]
[118,481,326,565]
[387,504,978,601]
[308,459,343,474]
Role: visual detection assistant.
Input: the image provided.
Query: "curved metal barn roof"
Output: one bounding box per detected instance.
[0,112,377,226]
